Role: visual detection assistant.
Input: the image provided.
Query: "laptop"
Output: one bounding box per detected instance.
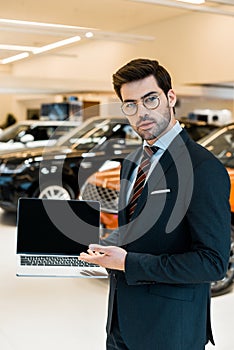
[16,198,108,278]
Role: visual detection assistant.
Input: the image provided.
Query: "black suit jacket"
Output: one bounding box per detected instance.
[104,129,231,350]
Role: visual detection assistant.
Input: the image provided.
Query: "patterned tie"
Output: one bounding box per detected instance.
[128,145,159,221]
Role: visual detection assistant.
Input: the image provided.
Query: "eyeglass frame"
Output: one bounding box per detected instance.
[121,91,163,117]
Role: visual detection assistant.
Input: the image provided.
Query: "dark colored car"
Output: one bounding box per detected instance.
[0,116,142,211]
[177,118,218,141]
[0,120,79,151]
[0,116,218,212]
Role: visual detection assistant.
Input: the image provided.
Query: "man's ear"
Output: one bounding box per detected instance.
[167,89,176,108]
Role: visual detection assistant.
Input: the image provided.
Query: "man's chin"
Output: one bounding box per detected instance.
[141,133,158,143]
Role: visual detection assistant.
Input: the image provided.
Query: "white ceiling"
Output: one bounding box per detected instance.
[1,0,234,56]
[1,0,234,95]
[0,0,186,61]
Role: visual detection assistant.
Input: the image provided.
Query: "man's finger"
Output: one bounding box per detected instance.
[78,252,90,259]
[87,248,97,256]
[89,244,108,252]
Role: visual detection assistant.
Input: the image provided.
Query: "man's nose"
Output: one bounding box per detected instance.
[136,101,149,118]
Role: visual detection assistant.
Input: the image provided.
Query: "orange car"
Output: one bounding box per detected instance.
[80,163,234,231]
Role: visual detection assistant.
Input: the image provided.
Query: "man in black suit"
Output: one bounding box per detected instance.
[79,58,231,350]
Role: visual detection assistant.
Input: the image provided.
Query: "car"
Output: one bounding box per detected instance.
[80,123,234,296]
[0,116,142,212]
[0,120,80,151]
[0,117,217,213]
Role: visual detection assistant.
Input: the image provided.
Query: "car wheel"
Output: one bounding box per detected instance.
[211,226,234,297]
[38,184,75,200]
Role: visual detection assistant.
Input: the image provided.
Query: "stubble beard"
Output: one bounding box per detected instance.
[134,109,171,141]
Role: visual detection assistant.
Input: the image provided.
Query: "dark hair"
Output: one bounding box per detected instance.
[112,58,173,101]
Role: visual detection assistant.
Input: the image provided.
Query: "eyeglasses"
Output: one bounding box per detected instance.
[121,93,161,116]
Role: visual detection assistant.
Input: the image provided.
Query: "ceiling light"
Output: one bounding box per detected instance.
[32,36,81,54]
[1,52,29,64]
[0,44,36,52]
[176,0,205,4]
[85,32,94,38]
[0,18,92,32]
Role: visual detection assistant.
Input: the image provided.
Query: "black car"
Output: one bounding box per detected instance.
[0,116,218,212]
[0,117,142,211]
[177,118,218,141]
[0,120,79,151]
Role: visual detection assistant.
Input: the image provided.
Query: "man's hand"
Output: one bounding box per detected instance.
[79,244,127,271]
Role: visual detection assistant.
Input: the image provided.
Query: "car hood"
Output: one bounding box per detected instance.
[0,141,25,150]
[0,145,82,162]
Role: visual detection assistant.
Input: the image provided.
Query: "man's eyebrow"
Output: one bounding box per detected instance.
[143,91,159,98]
[123,91,159,103]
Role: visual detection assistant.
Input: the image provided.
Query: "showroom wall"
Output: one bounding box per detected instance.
[0,7,234,122]
[0,95,14,123]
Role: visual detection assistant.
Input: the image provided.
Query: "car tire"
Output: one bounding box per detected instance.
[36,184,75,200]
[211,225,234,297]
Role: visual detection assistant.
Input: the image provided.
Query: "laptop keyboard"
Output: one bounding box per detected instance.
[20,255,98,268]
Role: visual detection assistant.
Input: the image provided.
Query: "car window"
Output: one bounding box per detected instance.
[72,123,142,151]
[49,125,77,139]
[179,119,219,142]
[184,124,217,141]
[57,119,107,147]
[28,126,49,141]
[73,124,113,150]
[205,127,234,168]
[123,125,142,145]
[29,125,75,141]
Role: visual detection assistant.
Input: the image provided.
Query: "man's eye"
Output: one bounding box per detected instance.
[145,95,158,104]
[125,102,136,109]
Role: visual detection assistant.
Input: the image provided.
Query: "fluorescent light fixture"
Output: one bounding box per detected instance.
[32,36,81,54]
[1,52,29,64]
[0,18,92,32]
[0,44,36,51]
[0,36,82,64]
[176,0,205,4]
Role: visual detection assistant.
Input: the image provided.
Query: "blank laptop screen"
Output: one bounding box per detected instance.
[16,198,100,256]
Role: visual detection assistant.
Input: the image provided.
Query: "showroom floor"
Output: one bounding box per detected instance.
[0,209,232,350]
